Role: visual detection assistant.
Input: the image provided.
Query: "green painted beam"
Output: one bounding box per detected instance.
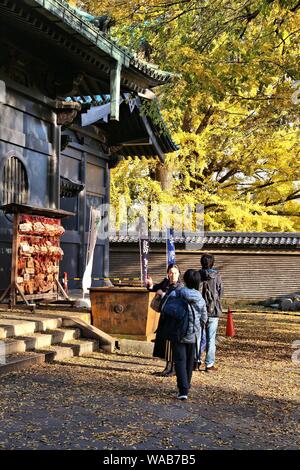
[110,62,122,121]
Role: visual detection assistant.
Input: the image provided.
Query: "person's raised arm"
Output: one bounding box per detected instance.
[147,277,168,293]
[146,276,154,290]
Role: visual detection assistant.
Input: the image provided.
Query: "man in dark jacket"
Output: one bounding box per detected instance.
[199,253,223,372]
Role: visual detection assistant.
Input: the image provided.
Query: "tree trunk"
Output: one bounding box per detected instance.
[196,106,215,134]
[155,162,173,191]
[182,104,193,132]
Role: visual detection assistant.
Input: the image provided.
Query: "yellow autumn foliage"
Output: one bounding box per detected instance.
[69,0,300,231]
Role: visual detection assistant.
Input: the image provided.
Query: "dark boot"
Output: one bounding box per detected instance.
[162,361,176,377]
[160,361,172,376]
[193,361,201,371]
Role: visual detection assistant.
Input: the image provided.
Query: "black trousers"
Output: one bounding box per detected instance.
[171,342,195,395]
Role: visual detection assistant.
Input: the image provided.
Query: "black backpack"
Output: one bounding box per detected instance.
[159,291,195,342]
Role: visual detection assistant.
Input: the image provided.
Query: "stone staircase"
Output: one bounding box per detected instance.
[0,313,104,375]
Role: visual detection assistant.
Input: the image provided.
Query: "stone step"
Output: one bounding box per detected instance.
[44,339,99,362]
[0,352,47,376]
[0,328,81,355]
[0,339,99,375]
[61,317,81,328]
[60,317,116,353]
[50,328,81,343]
[0,319,37,337]
[0,327,7,340]
[0,314,62,332]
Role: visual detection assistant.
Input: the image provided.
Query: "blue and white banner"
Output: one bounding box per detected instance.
[140,238,149,287]
[166,228,176,267]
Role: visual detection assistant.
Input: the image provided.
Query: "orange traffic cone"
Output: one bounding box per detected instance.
[226,308,235,337]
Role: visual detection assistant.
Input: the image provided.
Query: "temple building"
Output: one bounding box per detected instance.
[0,0,177,292]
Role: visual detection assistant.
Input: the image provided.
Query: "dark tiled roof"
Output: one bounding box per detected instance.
[109,232,300,248]
[101,97,178,160]
[60,176,84,198]
[40,0,174,86]
[0,1,174,96]
[70,94,178,160]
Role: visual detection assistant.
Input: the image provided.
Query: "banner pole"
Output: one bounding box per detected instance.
[166,227,169,271]
[139,236,143,287]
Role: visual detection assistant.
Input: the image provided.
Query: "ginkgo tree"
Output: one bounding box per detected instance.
[71,0,300,231]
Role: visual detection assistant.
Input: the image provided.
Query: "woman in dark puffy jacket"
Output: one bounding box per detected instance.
[146,264,183,376]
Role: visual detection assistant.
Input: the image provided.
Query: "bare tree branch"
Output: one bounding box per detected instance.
[196,106,215,135]
[265,190,300,207]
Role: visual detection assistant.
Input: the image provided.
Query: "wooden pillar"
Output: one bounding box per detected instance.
[10,213,19,307]
[0,80,6,104]
[49,116,60,209]
[104,162,110,278]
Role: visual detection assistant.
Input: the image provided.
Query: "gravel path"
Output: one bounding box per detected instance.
[0,312,299,450]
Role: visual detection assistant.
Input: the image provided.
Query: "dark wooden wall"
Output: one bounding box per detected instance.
[0,80,59,290]
[110,243,300,300]
[0,79,110,291]
[60,128,110,289]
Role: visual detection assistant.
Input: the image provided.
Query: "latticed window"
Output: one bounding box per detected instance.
[2,157,28,205]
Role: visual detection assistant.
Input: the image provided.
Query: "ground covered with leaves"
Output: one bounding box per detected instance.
[0,312,299,450]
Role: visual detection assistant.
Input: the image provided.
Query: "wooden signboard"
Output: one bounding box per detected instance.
[0,204,74,309]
